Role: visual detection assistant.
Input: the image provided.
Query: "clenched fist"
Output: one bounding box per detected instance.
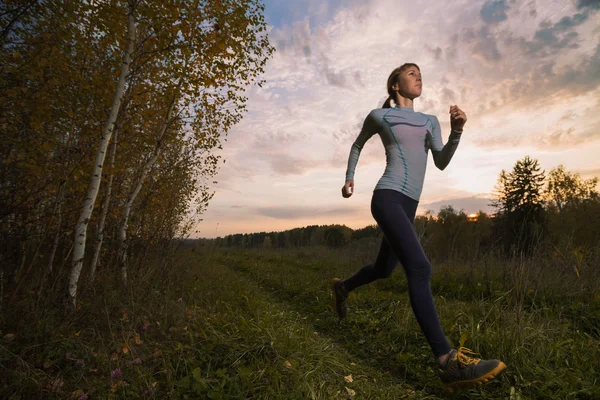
[342,179,354,198]
[449,105,467,132]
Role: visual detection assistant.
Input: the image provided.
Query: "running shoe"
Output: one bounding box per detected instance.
[438,347,506,392]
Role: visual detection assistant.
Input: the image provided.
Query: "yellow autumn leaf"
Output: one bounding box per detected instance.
[345,387,356,397]
[71,389,85,399]
[122,346,129,354]
[344,375,353,383]
[283,360,292,368]
[74,331,81,337]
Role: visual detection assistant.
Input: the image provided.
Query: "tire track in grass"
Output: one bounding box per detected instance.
[217,250,600,400]
[218,257,453,398]
[196,253,427,399]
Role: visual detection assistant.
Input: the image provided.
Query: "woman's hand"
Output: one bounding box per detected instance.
[342,179,354,198]
[449,105,467,132]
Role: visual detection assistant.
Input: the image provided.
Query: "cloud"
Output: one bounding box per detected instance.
[272,17,313,58]
[251,129,299,152]
[474,122,600,151]
[502,10,591,58]
[256,205,358,219]
[425,45,443,61]
[352,70,363,86]
[444,33,459,63]
[197,0,600,239]
[577,167,600,179]
[576,0,600,11]
[323,57,346,87]
[466,26,503,63]
[441,87,457,104]
[527,0,537,18]
[554,11,590,30]
[480,0,511,25]
[545,42,600,93]
[269,153,326,175]
[419,196,496,214]
[470,41,600,114]
[537,127,583,149]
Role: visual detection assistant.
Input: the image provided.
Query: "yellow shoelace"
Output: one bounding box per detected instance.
[455,347,481,366]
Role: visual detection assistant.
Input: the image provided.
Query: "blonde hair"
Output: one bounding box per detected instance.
[383,63,420,108]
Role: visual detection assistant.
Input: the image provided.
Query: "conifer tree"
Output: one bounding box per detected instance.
[491,156,546,256]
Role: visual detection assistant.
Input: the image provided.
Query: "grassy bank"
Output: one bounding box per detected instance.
[1,244,599,399]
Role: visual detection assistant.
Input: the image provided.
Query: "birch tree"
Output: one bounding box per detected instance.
[110,0,275,285]
[68,1,137,309]
[89,129,119,283]
[117,91,179,286]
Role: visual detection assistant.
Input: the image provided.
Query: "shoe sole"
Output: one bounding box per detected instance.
[443,361,507,392]
[330,278,346,320]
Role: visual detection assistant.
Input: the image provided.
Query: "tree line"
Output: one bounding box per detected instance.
[204,156,599,265]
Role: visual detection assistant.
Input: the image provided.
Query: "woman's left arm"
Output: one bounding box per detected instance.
[427,113,463,171]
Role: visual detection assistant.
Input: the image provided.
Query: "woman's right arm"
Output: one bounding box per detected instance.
[343,111,378,197]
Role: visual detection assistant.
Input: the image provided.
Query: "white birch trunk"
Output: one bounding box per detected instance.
[118,96,177,287]
[67,9,136,309]
[89,128,119,283]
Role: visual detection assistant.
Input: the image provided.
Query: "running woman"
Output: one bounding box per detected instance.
[332,63,506,392]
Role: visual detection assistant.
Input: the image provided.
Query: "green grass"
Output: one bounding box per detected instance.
[1,244,599,399]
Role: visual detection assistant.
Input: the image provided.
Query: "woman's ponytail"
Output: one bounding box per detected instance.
[382,95,393,109]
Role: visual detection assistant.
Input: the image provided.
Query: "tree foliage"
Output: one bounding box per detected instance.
[491,156,546,256]
[545,164,598,212]
[0,0,274,308]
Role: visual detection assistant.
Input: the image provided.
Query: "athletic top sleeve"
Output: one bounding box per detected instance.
[345,111,379,181]
[426,115,462,171]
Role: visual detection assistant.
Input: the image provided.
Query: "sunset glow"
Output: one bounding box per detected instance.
[196,0,600,238]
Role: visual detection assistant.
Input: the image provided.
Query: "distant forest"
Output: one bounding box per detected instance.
[201,157,599,264]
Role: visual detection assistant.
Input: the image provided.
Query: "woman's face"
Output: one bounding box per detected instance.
[394,67,422,99]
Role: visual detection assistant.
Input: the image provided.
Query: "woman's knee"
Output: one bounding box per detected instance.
[406,260,432,281]
[374,262,396,279]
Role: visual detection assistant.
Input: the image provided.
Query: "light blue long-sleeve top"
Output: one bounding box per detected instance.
[345,105,462,202]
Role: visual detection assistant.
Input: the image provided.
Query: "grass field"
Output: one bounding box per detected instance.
[2,243,599,399]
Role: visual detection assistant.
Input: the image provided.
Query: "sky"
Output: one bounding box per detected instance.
[195,0,600,239]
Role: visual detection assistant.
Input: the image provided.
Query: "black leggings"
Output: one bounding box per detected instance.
[343,189,452,358]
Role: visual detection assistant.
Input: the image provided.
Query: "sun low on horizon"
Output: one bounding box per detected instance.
[195,0,600,239]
